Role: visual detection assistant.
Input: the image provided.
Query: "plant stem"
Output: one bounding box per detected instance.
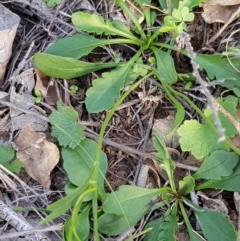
[116,0,146,40]
[106,38,140,46]
[179,200,194,236]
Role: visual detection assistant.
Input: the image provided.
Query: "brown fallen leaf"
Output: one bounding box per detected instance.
[15,124,59,189]
[201,0,240,23]
[0,4,20,86]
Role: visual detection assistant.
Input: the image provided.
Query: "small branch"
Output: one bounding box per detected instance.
[0,224,63,240]
[179,32,225,142]
[84,130,198,172]
[0,200,52,241]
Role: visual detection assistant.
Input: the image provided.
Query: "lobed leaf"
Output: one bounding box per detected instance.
[143,217,165,241]
[0,145,22,173]
[34,53,120,79]
[72,12,135,40]
[102,185,160,216]
[178,176,195,196]
[158,208,178,241]
[85,64,131,113]
[152,47,178,84]
[49,102,85,149]
[178,120,228,159]
[194,208,237,241]
[193,150,239,180]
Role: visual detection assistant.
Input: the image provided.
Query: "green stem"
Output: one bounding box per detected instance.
[92,50,142,180]
[147,28,163,47]
[116,0,146,40]
[142,8,151,38]
[106,38,141,46]
[93,71,154,177]
[92,182,99,241]
[69,188,95,241]
[179,200,194,235]
[164,83,240,155]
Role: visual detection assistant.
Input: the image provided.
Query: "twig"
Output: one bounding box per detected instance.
[0,99,49,123]
[179,32,225,142]
[0,224,63,240]
[0,200,51,241]
[84,130,198,172]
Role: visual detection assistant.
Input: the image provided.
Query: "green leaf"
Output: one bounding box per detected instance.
[194,208,237,241]
[0,146,22,173]
[98,207,150,236]
[204,97,238,138]
[45,34,111,59]
[135,0,151,5]
[179,0,206,11]
[63,204,91,241]
[153,130,170,160]
[0,145,14,162]
[143,216,165,241]
[178,120,228,159]
[178,176,195,196]
[34,53,120,79]
[111,21,135,38]
[162,83,185,140]
[158,0,167,10]
[172,9,182,21]
[44,0,61,7]
[152,47,178,84]
[62,138,107,189]
[85,64,131,113]
[49,102,85,148]
[196,162,240,191]
[193,150,239,180]
[40,184,86,224]
[196,54,240,90]
[4,159,23,174]
[158,208,178,241]
[72,12,135,40]
[102,185,160,216]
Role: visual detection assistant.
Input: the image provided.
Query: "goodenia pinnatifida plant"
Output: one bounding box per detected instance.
[33,0,240,240]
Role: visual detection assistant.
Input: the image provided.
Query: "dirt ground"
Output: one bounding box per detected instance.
[0,0,240,240]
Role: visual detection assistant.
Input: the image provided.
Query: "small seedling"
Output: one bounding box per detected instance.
[69,84,78,94]
[34,89,42,104]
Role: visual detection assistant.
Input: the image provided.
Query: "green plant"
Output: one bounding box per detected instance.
[33,0,240,240]
[0,145,23,173]
[69,85,78,94]
[34,89,43,104]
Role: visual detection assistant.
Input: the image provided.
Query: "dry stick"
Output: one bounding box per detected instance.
[84,131,198,172]
[0,99,49,122]
[180,32,226,141]
[208,6,240,44]
[134,107,155,184]
[0,224,63,240]
[0,200,52,241]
